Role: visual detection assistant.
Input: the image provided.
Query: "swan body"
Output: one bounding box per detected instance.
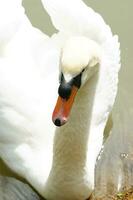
[0,0,120,199]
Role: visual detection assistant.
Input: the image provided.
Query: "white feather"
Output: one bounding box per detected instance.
[0,0,121,199]
[41,0,112,43]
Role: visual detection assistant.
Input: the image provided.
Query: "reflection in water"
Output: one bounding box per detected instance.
[94,89,133,199]
[120,152,133,191]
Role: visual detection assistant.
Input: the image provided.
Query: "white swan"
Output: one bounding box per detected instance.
[0,0,120,199]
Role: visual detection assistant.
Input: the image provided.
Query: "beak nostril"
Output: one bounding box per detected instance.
[54,118,61,127]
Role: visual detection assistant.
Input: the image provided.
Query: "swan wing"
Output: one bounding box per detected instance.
[0,0,24,45]
[0,0,44,46]
[41,0,120,69]
[41,0,112,43]
[0,0,59,190]
[0,0,60,79]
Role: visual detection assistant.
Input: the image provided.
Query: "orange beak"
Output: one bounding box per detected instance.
[52,86,78,126]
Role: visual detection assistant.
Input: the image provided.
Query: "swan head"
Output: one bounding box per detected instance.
[52,36,101,127]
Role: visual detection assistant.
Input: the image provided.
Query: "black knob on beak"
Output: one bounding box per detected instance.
[58,83,72,100]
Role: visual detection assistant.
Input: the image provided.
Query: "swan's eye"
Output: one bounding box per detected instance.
[73,69,85,88]
[82,68,85,73]
[73,73,82,88]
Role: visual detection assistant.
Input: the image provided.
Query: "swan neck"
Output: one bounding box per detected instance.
[52,74,99,177]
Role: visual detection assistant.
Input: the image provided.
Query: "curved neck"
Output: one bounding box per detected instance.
[55,73,101,160]
[44,71,104,199]
[53,76,97,166]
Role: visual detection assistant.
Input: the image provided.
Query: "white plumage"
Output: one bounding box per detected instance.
[0,0,120,199]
